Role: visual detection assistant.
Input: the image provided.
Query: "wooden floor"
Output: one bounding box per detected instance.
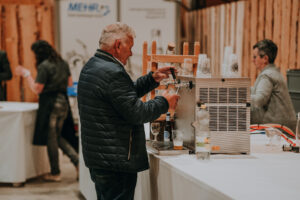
[0,155,85,200]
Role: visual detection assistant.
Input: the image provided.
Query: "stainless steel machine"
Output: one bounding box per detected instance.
[175,76,251,154]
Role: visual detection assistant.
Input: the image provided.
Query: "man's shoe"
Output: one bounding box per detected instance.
[43,173,61,182]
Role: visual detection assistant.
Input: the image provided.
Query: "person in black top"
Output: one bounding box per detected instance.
[16,40,78,182]
[0,50,12,101]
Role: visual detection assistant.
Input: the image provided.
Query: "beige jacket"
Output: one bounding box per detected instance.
[251,64,296,131]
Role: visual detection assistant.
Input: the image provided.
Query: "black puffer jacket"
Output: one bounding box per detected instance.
[78,50,168,172]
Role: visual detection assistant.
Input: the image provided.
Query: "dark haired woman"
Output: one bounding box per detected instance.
[16,40,78,181]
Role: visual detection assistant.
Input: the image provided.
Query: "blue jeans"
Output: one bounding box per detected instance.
[89,168,137,200]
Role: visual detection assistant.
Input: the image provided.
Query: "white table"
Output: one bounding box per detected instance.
[0,102,50,184]
[80,134,300,200]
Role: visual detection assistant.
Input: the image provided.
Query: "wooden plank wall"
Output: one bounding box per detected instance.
[186,0,300,85]
[0,0,54,102]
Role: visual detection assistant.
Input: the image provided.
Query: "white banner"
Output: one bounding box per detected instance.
[120,0,177,80]
[58,0,117,81]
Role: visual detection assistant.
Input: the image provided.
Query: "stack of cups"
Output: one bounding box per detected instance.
[196,54,211,78]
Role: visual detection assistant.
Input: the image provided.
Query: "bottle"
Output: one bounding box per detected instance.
[195,103,211,160]
[164,112,172,142]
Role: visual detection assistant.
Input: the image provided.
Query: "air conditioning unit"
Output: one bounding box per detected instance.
[175,76,251,154]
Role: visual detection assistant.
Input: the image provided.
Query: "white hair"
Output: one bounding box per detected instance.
[99,22,136,49]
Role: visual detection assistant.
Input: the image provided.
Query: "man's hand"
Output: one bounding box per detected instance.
[162,90,180,110]
[152,66,177,83]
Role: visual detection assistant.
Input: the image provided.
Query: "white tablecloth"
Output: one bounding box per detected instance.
[0,102,50,183]
[80,134,300,200]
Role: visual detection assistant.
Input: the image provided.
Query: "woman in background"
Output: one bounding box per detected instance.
[16,40,78,181]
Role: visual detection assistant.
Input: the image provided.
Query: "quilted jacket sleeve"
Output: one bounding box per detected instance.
[107,71,169,125]
[133,72,159,98]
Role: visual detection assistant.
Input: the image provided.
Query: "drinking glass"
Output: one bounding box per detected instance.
[172,130,184,150]
[151,122,160,142]
[182,58,193,76]
[265,127,281,146]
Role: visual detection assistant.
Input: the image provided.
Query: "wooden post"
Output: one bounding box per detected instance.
[193,42,200,76]
[288,0,298,69]
[19,5,38,102]
[142,42,148,102]
[236,2,245,78]
[210,7,216,76]
[273,0,282,67]
[38,4,54,45]
[250,0,258,85]
[265,0,273,40]
[220,4,225,68]
[280,0,291,77]
[258,0,265,41]
[151,41,157,100]
[242,1,250,78]
[230,2,236,53]
[4,5,21,101]
[297,1,300,69]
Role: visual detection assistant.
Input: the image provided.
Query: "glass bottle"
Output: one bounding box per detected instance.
[164,112,172,143]
[195,104,211,160]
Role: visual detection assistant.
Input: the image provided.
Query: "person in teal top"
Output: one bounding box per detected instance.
[251,39,296,131]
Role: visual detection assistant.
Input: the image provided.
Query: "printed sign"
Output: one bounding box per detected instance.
[58,0,117,81]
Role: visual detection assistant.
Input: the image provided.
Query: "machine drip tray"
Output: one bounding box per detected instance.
[146,141,190,155]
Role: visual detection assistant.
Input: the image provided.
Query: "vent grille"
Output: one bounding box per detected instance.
[228,106,237,131]
[238,107,247,131]
[219,88,227,103]
[208,106,218,131]
[199,88,208,103]
[209,88,218,103]
[229,88,237,103]
[238,88,247,103]
[200,87,248,132]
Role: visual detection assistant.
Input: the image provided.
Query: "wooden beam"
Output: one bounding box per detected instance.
[151,41,157,100]
[210,7,216,76]
[38,5,54,45]
[236,1,245,77]
[258,0,265,41]
[273,0,282,67]
[280,0,291,77]
[0,0,42,5]
[142,41,148,102]
[225,3,231,47]
[215,6,220,76]
[297,1,300,69]
[151,55,198,64]
[19,5,38,102]
[230,2,236,52]
[288,0,298,69]
[242,1,250,78]
[250,0,258,85]
[193,42,200,76]
[265,0,273,40]
[220,4,225,66]
[4,5,21,101]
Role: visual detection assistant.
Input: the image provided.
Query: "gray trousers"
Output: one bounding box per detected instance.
[47,94,78,175]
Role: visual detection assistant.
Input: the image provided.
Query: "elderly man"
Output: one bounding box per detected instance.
[251,39,296,131]
[0,50,12,101]
[77,22,179,199]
